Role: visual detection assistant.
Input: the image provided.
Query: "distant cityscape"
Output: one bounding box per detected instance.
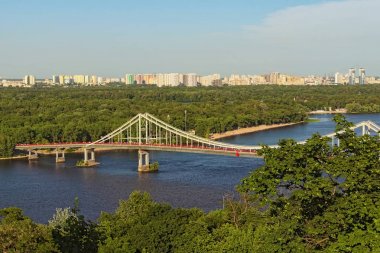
[1,68,379,87]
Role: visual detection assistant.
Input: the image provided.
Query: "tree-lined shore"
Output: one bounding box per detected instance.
[1,85,380,158]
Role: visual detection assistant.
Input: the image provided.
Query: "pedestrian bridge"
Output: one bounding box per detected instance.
[15,113,380,171]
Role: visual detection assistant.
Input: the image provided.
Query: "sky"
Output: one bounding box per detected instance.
[0,0,379,78]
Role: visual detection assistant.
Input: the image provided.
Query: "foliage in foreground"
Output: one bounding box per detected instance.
[0,116,379,252]
[238,115,380,252]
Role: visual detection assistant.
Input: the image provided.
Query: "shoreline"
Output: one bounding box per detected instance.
[308,109,347,114]
[0,155,29,161]
[210,122,304,140]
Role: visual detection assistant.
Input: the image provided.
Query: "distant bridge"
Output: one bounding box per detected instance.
[15,113,380,171]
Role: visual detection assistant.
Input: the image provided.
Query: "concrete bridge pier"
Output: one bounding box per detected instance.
[91,149,96,161]
[55,148,66,163]
[82,148,98,166]
[84,148,96,162]
[84,148,88,162]
[28,150,38,160]
[138,150,150,172]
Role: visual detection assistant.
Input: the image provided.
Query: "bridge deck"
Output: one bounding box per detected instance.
[15,143,260,158]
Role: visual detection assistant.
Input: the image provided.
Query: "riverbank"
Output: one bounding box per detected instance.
[210,122,304,140]
[0,155,28,161]
[309,109,347,114]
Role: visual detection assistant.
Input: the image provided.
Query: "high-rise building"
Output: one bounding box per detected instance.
[156,74,165,87]
[183,73,197,86]
[134,74,144,84]
[125,74,135,85]
[269,72,281,84]
[64,75,73,85]
[143,74,156,85]
[91,75,98,85]
[52,75,59,84]
[179,74,184,85]
[252,75,267,84]
[73,75,86,84]
[334,72,343,84]
[23,75,28,85]
[199,74,221,86]
[167,73,180,86]
[84,75,90,84]
[59,75,65,85]
[359,68,366,85]
[349,68,356,85]
[284,75,305,85]
[23,75,36,85]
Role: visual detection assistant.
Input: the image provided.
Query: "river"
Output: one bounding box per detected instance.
[0,114,379,223]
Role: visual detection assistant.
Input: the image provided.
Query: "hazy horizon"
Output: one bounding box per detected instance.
[1,0,379,78]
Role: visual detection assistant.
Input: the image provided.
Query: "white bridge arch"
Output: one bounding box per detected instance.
[87,113,263,154]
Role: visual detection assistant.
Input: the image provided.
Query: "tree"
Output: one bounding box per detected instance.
[49,198,100,253]
[98,191,204,253]
[0,207,59,252]
[0,133,15,157]
[238,115,380,251]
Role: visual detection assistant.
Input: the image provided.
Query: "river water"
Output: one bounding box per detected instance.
[0,114,379,222]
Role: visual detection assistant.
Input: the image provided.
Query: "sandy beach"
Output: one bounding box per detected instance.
[308,109,347,114]
[210,122,303,140]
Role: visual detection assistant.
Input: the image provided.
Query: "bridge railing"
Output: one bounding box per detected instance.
[86,113,264,152]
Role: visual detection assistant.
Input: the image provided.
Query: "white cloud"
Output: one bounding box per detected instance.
[242,0,380,75]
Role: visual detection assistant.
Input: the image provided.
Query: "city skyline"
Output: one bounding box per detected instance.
[0,66,376,80]
[3,67,380,87]
[1,0,379,77]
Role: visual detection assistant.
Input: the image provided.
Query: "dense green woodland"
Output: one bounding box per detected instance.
[0,85,380,158]
[1,116,379,252]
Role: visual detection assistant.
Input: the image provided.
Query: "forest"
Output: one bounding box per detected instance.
[0,84,380,157]
[1,116,379,252]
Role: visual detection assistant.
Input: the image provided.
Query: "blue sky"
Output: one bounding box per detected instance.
[0,0,378,78]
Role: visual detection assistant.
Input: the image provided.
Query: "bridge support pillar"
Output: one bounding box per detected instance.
[138,150,152,172]
[28,150,38,160]
[80,148,98,167]
[91,149,95,161]
[55,149,66,163]
[84,148,96,162]
[84,148,89,162]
